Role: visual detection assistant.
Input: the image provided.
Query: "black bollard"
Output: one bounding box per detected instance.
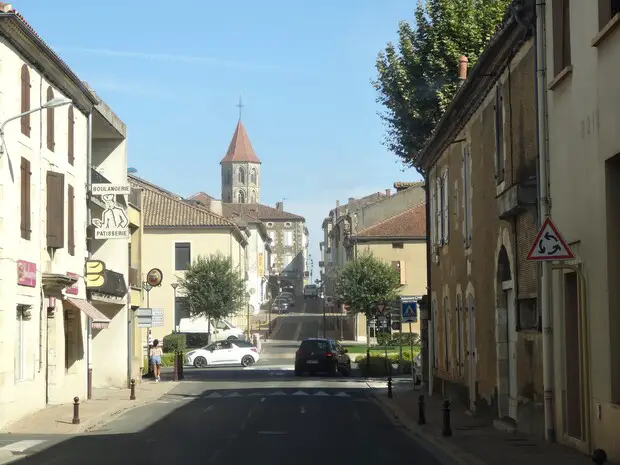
[387,377,393,398]
[592,449,607,465]
[130,379,136,400]
[441,399,452,436]
[179,352,185,380]
[418,395,426,425]
[172,352,179,381]
[72,397,80,425]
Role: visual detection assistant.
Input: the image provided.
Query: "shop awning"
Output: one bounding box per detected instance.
[64,298,111,329]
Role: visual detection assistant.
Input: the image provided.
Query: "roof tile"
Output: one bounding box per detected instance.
[220,120,261,164]
[224,203,304,221]
[355,203,426,239]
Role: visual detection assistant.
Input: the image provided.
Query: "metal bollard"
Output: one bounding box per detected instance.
[179,352,184,380]
[441,399,452,436]
[418,395,426,425]
[592,449,608,465]
[72,397,80,425]
[130,379,136,400]
[387,377,393,398]
[172,352,179,381]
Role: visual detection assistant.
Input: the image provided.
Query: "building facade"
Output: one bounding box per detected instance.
[0,6,100,428]
[544,0,620,459]
[128,185,144,383]
[414,6,543,435]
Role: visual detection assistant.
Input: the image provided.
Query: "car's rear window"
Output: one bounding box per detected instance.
[300,340,329,352]
[305,285,317,289]
[233,340,253,348]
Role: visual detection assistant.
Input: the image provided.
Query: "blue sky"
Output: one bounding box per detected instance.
[16,0,422,276]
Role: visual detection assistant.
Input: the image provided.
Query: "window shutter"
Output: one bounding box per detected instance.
[436,176,442,245]
[46,87,55,152]
[46,171,65,248]
[442,172,449,243]
[68,184,75,255]
[20,65,30,137]
[20,157,31,240]
[430,181,436,247]
[68,106,75,165]
[399,261,406,285]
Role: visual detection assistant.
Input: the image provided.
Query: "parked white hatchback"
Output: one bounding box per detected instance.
[185,339,260,368]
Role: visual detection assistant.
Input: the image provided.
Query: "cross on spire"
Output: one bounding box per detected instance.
[236,96,245,121]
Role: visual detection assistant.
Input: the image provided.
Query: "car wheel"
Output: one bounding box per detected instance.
[193,356,208,368]
[241,355,255,367]
[227,336,238,341]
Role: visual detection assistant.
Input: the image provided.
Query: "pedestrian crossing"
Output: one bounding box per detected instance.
[155,389,370,403]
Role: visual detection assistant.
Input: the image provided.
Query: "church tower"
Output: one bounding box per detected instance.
[220,119,261,204]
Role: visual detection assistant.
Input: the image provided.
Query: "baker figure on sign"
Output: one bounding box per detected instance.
[92,194,129,230]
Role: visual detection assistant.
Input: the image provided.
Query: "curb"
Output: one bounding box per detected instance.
[367,382,487,465]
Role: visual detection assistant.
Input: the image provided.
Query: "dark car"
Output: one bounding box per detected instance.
[294,338,351,376]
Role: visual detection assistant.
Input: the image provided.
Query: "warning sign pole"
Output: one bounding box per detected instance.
[409,321,415,386]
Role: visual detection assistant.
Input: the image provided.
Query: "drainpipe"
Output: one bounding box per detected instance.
[86,112,93,400]
[534,0,555,442]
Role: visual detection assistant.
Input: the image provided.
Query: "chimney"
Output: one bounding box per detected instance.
[0,3,13,12]
[458,55,468,87]
[336,200,340,208]
[385,188,391,197]
[275,201,283,211]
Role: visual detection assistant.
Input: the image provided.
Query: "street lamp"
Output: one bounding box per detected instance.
[142,282,152,307]
[0,97,72,155]
[171,283,179,331]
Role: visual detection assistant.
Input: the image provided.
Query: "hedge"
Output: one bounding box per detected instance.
[162,333,186,353]
[376,332,420,347]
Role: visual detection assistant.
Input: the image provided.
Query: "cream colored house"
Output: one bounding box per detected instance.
[128,185,144,382]
[129,176,248,341]
[544,0,620,459]
[0,6,101,428]
[346,204,427,342]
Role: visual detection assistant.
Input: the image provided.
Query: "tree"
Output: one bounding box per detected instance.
[373,0,511,167]
[335,251,402,318]
[177,253,248,323]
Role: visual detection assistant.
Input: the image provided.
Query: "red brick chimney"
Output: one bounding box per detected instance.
[458,55,468,87]
[385,189,391,197]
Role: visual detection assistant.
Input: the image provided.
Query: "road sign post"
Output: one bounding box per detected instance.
[526,218,574,261]
[401,299,419,386]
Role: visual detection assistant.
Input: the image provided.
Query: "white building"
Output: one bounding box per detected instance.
[0,6,101,428]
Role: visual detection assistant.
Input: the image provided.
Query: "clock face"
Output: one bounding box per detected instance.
[147,268,163,287]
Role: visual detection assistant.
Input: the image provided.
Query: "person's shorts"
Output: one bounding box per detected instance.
[151,355,161,365]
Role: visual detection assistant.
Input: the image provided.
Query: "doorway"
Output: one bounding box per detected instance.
[466,293,476,412]
[564,271,583,440]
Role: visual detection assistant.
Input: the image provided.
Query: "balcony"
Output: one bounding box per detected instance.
[496,179,537,220]
[128,267,140,288]
[128,187,141,209]
[88,269,128,297]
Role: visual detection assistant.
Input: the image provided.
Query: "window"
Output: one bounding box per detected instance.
[46,87,55,152]
[462,145,472,247]
[237,190,246,203]
[175,242,191,270]
[552,0,571,75]
[443,297,450,371]
[15,305,30,381]
[391,261,407,284]
[250,190,256,203]
[517,298,539,331]
[215,320,229,330]
[442,171,449,243]
[392,242,404,248]
[20,157,31,240]
[456,294,464,377]
[174,297,190,327]
[494,87,505,183]
[238,167,246,184]
[431,179,437,247]
[46,171,65,248]
[250,168,257,184]
[432,300,438,368]
[68,106,74,165]
[20,65,30,137]
[284,230,293,247]
[68,184,75,256]
[598,0,620,29]
[225,169,232,184]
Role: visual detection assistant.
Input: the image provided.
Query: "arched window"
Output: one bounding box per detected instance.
[250,168,257,184]
[20,65,30,137]
[46,87,55,152]
[237,190,246,203]
[68,106,74,165]
[238,167,246,184]
[226,169,232,184]
[250,190,256,203]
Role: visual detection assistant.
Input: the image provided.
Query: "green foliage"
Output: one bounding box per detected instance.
[373,0,511,166]
[377,332,420,347]
[162,333,186,353]
[177,253,248,321]
[335,251,401,318]
[184,332,211,348]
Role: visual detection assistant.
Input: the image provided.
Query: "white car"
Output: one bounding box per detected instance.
[185,339,260,368]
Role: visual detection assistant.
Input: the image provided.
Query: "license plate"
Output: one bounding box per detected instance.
[307,360,319,364]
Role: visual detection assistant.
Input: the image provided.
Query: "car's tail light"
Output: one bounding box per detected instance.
[325,352,333,357]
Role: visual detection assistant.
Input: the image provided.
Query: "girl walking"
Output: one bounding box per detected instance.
[150,339,163,382]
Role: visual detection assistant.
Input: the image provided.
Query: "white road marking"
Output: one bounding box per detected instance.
[292,322,302,341]
[268,391,287,396]
[261,397,266,402]
[258,431,287,435]
[249,392,263,396]
[292,390,309,396]
[205,392,222,398]
[335,392,351,397]
[0,440,46,453]
[203,405,215,413]
[226,392,241,397]
[314,391,330,396]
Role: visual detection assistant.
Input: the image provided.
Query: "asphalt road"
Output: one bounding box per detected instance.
[0,342,452,465]
[269,296,322,341]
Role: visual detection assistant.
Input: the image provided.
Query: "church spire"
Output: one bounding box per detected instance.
[220,119,261,164]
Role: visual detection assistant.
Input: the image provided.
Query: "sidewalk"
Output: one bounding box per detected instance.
[370,381,601,465]
[1,380,178,435]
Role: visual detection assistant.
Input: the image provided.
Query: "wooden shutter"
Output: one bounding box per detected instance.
[46,87,55,152]
[46,171,65,248]
[20,157,31,240]
[442,171,449,243]
[20,65,30,137]
[68,184,75,255]
[435,176,442,245]
[430,180,436,247]
[68,106,75,165]
[399,261,406,285]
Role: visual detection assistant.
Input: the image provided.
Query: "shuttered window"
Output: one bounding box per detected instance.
[46,87,55,152]
[68,184,75,255]
[46,171,65,248]
[68,106,75,165]
[442,171,449,243]
[20,157,31,240]
[391,261,406,284]
[20,65,30,137]
[435,176,442,245]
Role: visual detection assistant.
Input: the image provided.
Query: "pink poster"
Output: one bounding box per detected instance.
[66,272,79,295]
[17,260,36,287]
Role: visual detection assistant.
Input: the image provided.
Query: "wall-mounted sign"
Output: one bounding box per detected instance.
[92,193,130,239]
[146,268,163,287]
[136,307,164,327]
[257,253,264,278]
[66,272,79,295]
[91,184,131,195]
[85,260,106,288]
[17,260,36,287]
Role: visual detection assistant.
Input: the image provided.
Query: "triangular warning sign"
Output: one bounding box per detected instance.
[404,305,416,317]
[526,218,574,261]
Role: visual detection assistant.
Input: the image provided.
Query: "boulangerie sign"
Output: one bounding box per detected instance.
[17,260,36,287]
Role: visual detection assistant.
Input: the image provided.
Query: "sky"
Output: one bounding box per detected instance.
[14,0,422,278]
